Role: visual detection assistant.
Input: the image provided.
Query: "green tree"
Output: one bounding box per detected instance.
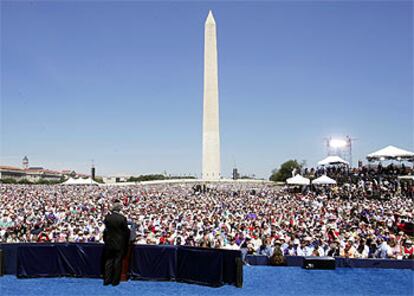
[17,178,32,184]
[0,178,17,184]
[127,174,196,182]
[1,178,62,185]
[269,159,303,182]
[94,176,104,184]
[127,174,166,182]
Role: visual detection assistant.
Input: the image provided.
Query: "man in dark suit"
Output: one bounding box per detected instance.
[102,201,130,286]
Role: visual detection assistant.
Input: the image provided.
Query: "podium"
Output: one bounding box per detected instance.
[120,244,133,281]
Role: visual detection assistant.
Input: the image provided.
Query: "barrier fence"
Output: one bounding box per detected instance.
[0,243,242,287]
[244,254,414,269]
[0,243,413,287]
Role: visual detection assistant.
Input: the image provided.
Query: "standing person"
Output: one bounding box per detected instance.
[102,201,130,286]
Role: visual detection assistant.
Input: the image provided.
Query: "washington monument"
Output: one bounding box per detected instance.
[202,10,221,180]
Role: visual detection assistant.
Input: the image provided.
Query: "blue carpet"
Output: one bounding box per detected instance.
[1,266,413,296]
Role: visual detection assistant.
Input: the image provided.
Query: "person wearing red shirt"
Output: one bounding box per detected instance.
[402,239,413,259]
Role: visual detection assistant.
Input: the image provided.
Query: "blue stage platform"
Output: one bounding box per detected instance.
[1,266,413,296]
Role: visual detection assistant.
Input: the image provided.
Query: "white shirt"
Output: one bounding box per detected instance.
[251,238,262,250]
[224,243,240,250]
[296,246,305,256]
[303,245,314,256]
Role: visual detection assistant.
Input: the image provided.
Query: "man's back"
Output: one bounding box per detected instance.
[102,203,131,286]
[103,212,129,252]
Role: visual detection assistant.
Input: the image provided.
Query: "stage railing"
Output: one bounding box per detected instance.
[244,254,414,269]
[1,243,412,286]
[0,243,243,287]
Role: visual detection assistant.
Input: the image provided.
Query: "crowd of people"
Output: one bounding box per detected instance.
[301,163,414,199]
[0,164,413,261]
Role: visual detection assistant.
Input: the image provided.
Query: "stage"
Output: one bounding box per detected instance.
[1,266,412,296]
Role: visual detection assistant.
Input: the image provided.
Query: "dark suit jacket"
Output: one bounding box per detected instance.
[103,212,130,254]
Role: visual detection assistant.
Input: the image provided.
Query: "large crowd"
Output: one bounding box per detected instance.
[0,164,413,260]
[301,163,413,199]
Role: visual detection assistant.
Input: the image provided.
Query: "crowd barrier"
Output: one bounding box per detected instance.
[0,243,242,288]
[245,255,414,269]
[1,244,412,285]
[128,245,242,286]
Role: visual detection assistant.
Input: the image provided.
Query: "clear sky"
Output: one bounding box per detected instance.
[1,1,413,178]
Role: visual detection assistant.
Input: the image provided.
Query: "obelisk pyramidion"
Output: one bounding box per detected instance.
[202,10,221,180]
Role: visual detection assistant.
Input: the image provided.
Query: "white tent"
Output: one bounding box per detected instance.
[82,177,99,185]
[62,177,78,185]
[62,177,99,185]
[286,174,310,185]
[367,145,414,161]
[318,156,349,166]
[398,175,414,181]
[312,175,337,185]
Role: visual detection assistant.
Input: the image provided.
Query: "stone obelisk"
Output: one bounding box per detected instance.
[202,10,221,180]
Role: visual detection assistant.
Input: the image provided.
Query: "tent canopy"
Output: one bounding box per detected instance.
[367,145,414,161]
[312,175,337,185]
[398,175,414,181]
[318,156,349,166]
[62,177,77,185]
[62,177,99,185]
[286,174,310,185]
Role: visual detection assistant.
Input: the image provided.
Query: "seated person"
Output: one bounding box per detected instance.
[257,238,273,257]
[269,240,286,266]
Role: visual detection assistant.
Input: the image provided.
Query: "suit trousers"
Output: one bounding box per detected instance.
[103,248,123,285]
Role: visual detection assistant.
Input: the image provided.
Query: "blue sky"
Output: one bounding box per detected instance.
[1,1,413,178]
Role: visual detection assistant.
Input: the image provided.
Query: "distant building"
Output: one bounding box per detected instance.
[61,170,88,178]
[22,156,29,169]
[61,170,77,177]
[0,158,88,182]
[102,176,129,184]
[0,166,62,182]
[0,166,26,180]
